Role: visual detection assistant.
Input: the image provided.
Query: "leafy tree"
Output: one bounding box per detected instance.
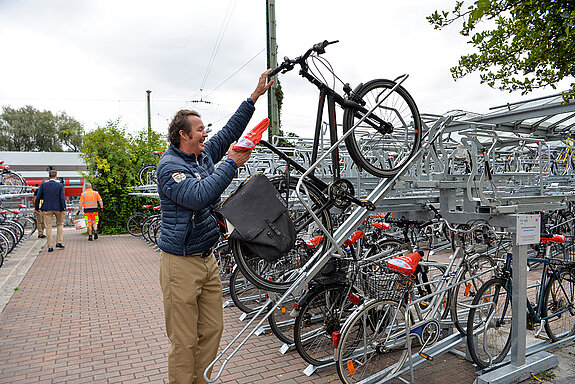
[428,0,575,102]
[0,105,84,151]
[79,119,167,234]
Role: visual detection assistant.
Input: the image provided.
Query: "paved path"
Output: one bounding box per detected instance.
[0,228,572,383]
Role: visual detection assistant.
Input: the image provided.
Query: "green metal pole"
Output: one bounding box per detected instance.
[266,0,279,141]
[146,90,152,142]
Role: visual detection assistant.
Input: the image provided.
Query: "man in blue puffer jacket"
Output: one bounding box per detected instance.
[157,69,273,384]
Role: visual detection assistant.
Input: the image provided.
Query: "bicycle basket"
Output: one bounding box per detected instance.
[360,266,414,302]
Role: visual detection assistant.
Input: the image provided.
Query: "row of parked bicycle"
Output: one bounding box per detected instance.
[125,191,575,382]
[214,203,575,383]
[0,202,38,268]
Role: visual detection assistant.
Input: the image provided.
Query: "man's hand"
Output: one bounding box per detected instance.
[227,143,252,168]
[249,69,274,104]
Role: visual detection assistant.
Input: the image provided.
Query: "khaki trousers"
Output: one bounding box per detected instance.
[43,211,64,248]
[36,211,45,236]
[160,251,223,384]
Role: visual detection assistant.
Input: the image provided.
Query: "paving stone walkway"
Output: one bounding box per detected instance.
[0,228,572,383]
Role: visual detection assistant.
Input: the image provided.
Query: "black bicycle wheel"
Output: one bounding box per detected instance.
[466,277,512,369]
[449,254,496,335]
[141,215,158,243]
[268,293,298,345]
[0,226,17,253]
[0,232,8,267]
[228,267,267,314]
[343,79,421,178]
[294,283,355,366]
[335,299,409,383]
[232,175,331,292]
[17,216,37,239]
[138,165,157,186]
[126,213,146,236]
[542,267,575,341]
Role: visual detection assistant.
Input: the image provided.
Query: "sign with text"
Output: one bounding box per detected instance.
[516,214,540,245]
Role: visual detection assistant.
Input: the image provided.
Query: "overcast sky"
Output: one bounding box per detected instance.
[0,0,571,139]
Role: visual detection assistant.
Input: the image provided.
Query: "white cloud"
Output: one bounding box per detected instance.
[0,0,570,139]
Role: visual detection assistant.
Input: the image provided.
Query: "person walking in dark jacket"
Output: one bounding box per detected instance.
[34,170,66,252]
[157,69,272,384]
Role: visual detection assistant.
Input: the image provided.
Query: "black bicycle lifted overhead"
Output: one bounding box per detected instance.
[230,40,422,293]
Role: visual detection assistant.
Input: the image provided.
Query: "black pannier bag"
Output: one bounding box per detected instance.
[216,174,296,262]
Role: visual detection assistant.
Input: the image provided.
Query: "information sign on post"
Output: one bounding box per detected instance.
[516,214,540,245]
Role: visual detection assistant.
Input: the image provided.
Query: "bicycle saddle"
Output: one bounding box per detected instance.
[387,250,423,275]
[541,234,566,244]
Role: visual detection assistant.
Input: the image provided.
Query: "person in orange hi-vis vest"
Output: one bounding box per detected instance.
[77,182,104,241]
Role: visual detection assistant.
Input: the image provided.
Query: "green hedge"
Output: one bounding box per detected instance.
[79,120,167,234]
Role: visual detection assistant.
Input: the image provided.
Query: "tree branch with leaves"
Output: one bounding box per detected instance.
[428,0,575,102]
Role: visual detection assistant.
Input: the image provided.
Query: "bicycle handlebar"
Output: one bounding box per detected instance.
[268,39,339,77]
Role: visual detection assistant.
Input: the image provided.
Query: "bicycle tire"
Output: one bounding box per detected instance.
[126,213,146,236]
[214,239,235,280]
[17,216,37,239]
[267,293,298,345]
[335,298,409,383]
[343,79,421,178]
[5,220,24,243]
[140,215,157,243]
[466,277,512,369]
[1,170,25,193]
[228,267,267,314]
[138,165,157,186]
[147,217,161,244]
[0,226,17,253]
[0,232,8,267]
[152,219,161,244]
[232,174,331,292]
[542,267,575,341]
[294,282,355,366]
[415,261,449,317]
[449,254,497,335]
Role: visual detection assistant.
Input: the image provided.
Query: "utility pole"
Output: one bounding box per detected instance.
[266,0,279,140]
[146,90,152,143]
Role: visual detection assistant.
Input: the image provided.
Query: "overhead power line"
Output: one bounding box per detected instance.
[200,0,238,92]
[203,47,265,99]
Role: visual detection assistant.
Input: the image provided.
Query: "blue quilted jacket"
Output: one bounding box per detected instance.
[156,101,255,255]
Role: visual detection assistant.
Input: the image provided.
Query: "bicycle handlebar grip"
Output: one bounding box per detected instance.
[313,39,339,53]
[268,65,284,77]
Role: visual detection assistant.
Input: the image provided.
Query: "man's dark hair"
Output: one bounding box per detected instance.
[168,110,201,147]
[49,170,57,178]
